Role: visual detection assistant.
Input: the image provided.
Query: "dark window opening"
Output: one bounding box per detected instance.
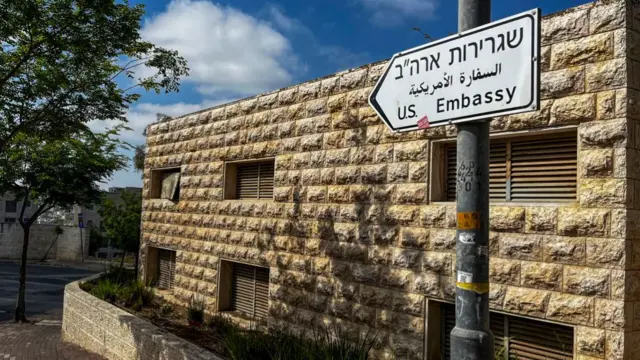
[157,249,176,290]
[5,200,17,213]
[150,168,181,201]
[444,132,577,202]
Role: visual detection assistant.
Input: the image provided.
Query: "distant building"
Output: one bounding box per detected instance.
[0,194,39,224]
[38,187,142,230]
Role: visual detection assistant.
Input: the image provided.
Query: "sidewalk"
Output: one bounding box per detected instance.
[0,322,103,360]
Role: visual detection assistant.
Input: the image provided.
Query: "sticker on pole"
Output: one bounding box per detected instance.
[368,9,540,132]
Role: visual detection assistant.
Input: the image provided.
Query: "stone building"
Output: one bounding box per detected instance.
[139,1,640,358]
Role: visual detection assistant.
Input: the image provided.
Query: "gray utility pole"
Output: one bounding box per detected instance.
[450,0,495,359]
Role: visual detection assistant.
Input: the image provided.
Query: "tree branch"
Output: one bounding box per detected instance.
[18,191,30,226]
[109,56,152,81]
[0,41,42,90]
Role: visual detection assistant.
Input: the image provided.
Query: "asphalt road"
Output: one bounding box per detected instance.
[0,262,99,322]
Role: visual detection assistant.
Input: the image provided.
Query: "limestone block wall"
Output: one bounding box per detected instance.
[0,224,88,261]
[140,1,640,359]
[62,276,223,360]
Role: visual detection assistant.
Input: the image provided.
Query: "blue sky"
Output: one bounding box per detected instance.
[101,0,589,189]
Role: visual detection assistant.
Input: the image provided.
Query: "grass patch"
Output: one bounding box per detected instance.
[80,269,376,360]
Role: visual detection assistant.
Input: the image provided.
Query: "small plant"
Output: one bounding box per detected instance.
[91,279,121,303]
[79,281,94,293]
[121,281,154,311]
[159,303,174,317]
[207,313,234,334]
[187,295,206,327]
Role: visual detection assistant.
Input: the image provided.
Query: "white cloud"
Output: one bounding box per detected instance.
[263,5,371,71]
[89,99,230,146]
[357,0,438,27]
[140,0,301,96]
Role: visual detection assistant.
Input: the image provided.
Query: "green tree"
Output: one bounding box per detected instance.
[134,114,170,175]
[0,0,189,152]
[0,129,127,322]
[99,190,142,272]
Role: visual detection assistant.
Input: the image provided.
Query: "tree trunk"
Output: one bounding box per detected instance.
[14,226,29,322]
[40,234,60,262]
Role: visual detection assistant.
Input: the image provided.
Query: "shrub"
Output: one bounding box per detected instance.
[91,279,121,303]
[102,266,135,285]
[159,303,174,317]
[121,281,154,311]
[207,313,234,334]
[79,281,94,293]
[187,295,206,326]
[222,323,377,360]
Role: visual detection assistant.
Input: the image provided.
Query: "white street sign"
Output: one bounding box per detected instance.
[369,9,540,132]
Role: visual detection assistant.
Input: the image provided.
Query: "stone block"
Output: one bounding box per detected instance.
[394,140,428,162]
[498,234,543,261]
[597,91,616,120]
[489,258,521,285]
[541,66,585,99]
[386,206,417,225]
[542,9,589,44]
[391,248,422,270]
[490,207,525,232]
[430,229,456,252]
[546,293,594,326]
[327,186,351,203]
[526,207,558,234]
[360,285,392,307]
[362,164,387,184]
[400,228,429,250]
[605,330,625,360]
[340,69,367,92]
[557,208,610,237]
[580,118,627,148]
[375,144,394,163]
[335,166,361,185]
[422,252,452,275]
[550,93,596,124]
[579,178,628,208]
[576,326,606,358]
[589,1,625,34]
[381,268,413,290]
[586,58,628,92]
[505,100,552,130]
[408,162,428,182]
[564,265,610,297]
[580,149,614,177]
[489,284,507,310]
[394,184,427,204]
[352,264,380,285]
[412,272,440,296]
[393,292,424,316]
[350,146,375,165]
[421,205,446,228]
[387,163,409,183]
[595,299,631,330]
[503,287,551,317]
[521,261,563,291]
[550,32,614,70]
[586,238,626,269]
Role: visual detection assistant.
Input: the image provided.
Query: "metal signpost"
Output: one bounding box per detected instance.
[368,2,539,359]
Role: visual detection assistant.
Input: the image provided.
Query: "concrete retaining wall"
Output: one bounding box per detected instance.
[0,224,88,261]
[62,276,223,360]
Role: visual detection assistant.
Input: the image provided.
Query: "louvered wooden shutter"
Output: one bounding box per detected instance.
[441,304,573,360]
[442,304,505,360]
[236,162,274,200]
[231,263,269,320]
[445,147,456,201]
[507,317,573,360]
[157,249,176,290]
[509,135,577,202]
[444,133,576,202]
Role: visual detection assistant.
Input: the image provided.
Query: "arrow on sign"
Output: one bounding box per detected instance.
[368,9,540,133]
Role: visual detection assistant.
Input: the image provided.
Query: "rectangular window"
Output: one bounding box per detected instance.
[157,249,176,290]
[442,132,577,202]
[87,220,93,228]
[150,168,181,201]
[439,303,573,360]
[224,160,275,200]
[219,261,269,321]
[5,200,16,213]
[4,217,15,223]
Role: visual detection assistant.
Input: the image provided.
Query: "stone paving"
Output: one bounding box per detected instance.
[0,322,103,360]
